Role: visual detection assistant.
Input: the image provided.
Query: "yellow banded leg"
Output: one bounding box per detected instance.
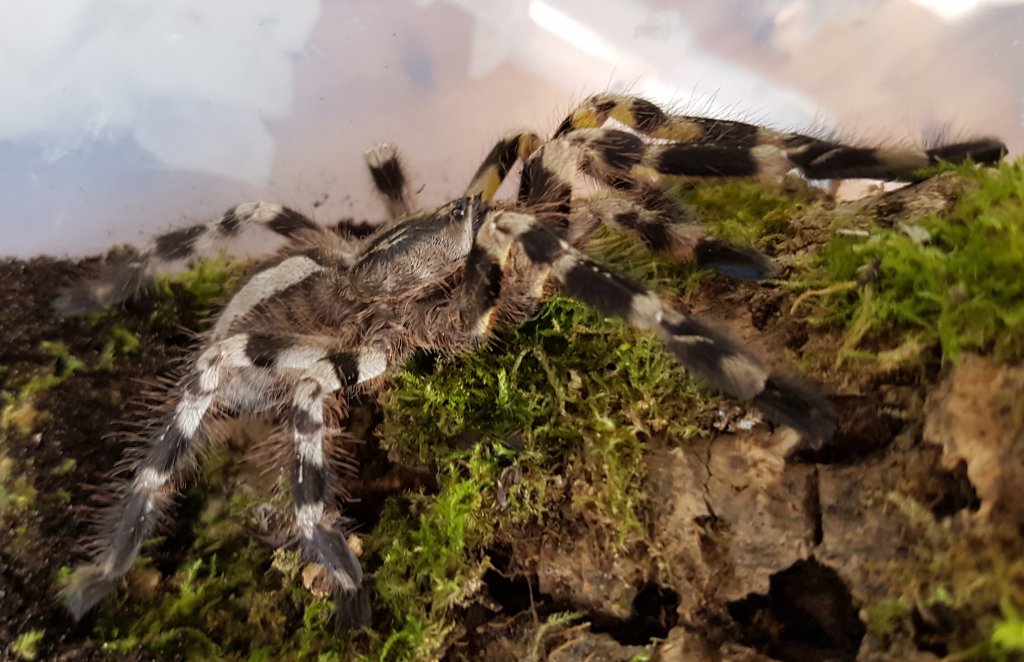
[465,131,542,202]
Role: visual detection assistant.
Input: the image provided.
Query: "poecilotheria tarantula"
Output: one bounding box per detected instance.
[59,93,1006,623]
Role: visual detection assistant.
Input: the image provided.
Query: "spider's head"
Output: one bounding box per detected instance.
[350,195,490,297]
[446,194,493,257]
[445,194,489,238]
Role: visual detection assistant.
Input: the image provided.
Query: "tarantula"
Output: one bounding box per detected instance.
[59,93,1006,623]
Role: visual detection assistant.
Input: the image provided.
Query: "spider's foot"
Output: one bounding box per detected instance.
[334,584,373,628]
[61,563,118,621]
[695,238,779,281]
[54,254,150,315]
[753,374,837,449]
[305,523,370,626]
[927,137,1007,169]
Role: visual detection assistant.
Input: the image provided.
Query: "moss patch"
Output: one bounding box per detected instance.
[804,160,1024,365]
[672,176,812,249]
[371,296,717,659]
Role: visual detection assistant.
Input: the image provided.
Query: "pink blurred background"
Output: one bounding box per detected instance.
[2,0,1021,257]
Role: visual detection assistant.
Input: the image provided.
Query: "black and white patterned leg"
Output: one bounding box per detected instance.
[56,201,325,313]
[575,194,778,281]
[464,131,543,202]
[365,143,415,220]
[479,210,836,445]
[285,345,390,625]
[61,334,257,619]
[554,93,1007,181]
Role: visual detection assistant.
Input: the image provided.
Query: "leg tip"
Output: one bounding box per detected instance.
[334,584,373,628]
[754,374,837,449]
[695,238,779,281]
[61,564,117,621]
[928,137,1008,167]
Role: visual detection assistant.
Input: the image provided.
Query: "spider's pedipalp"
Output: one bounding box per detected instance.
[56,201,324,314]
[365,143,415,220]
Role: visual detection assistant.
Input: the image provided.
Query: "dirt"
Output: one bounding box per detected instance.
[0,258,164,660]
[1,176,1022,661]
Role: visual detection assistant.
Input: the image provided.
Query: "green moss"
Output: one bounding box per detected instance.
[989,600,1024,662]
[96,325,141,368]
[672,177,809,247]
[805,160,1024,364]
[386,296,712,526]
[50,458,76,476]
[155,255,245,319]
[879,492,1024,658]
[1,341,85,435]
[530,610,585,659]
[372,296,716,659]
[863,598,911,648]
[368,445,498,661]
[11,629,45,661]
[0,456,37,515]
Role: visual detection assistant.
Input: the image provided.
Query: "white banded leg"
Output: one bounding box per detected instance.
[477,210,836,445]
[62,334,260,619]
[575,194,778,281]
[56,201,324,313]
[285,344,390,624]
[554,93,1007,181]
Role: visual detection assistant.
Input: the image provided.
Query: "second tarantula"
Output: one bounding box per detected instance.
[60,93,1005,623]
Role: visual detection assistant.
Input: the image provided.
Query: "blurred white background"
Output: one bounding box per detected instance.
[2,0,1022,257]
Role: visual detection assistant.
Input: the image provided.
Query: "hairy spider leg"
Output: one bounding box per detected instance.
[519,132,779,280]
[55,202,326,313]
[364,143,416,220]
[574,193,778,281]
[62,334,258,619]
[473,209,836,445]
[464,131,543,202]
[556,93,1007,181]
[62,331,390,622]
[267,336,390,625]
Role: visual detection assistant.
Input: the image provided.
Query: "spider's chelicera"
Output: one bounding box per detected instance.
[58,94,1006,624]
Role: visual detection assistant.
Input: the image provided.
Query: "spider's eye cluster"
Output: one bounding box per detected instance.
[450,198,469,222]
